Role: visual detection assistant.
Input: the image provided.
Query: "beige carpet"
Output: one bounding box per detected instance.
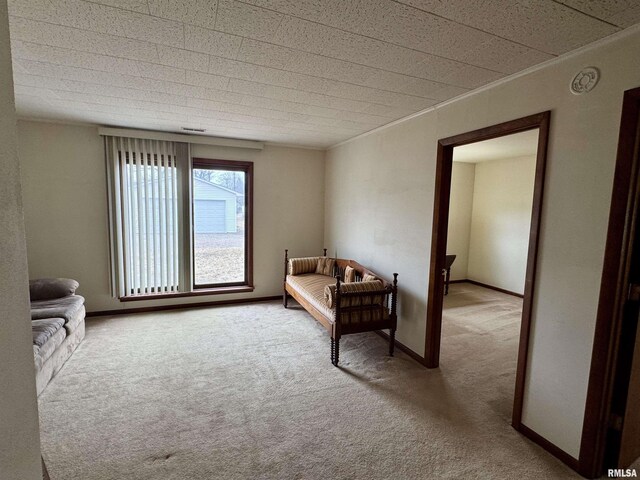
[39,285,580,479]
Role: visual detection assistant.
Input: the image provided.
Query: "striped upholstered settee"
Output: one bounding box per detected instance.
[283,250,398,366]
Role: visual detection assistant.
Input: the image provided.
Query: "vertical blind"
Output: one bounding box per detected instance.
[107,136,180,297]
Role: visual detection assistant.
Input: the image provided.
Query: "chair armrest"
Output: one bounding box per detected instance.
[29,278,79,301]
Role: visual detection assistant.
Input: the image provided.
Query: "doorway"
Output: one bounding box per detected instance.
[424,112,551,433]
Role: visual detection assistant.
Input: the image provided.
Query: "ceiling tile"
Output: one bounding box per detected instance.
[238,0,346,26]
[249,65,304,90]
[421,62,505,90]
[398,77,469,100]
[11,40,143,76]
[334,110,393,125]
[9,0,185,48]
[184,25,243,58]
[236,39,297,70]
[14,73,71,90]
[16,59,176,94]
[14,84,61,99]
[215,0,284,41]
[172,84,245,104]
[293,75,332,95]
[85,0,149,14]
[361,103,416,118]
[287,50,374,85]
[272,16,380,66]
[226,77,270,97]
[48,89,191,117]
[272,14,506,88]
[9,17,160,63]
[61,79,188,105]
[606,3,640,27]
[397,0,619,55]
[359,70,446,98]
[241,0,547,73]
[238,94,310,115]
[147,0,218,28]
[227,78,371,115]
[136,62,186,83]
[458,36,555,74]
[554,0,637,23]
[184,70,231,91]
[208,56,258,79]
[424,84,471,102]
[11,59,30,74]
[157,46,210,73]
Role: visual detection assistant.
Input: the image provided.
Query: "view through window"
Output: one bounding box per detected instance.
[192,165,247,287]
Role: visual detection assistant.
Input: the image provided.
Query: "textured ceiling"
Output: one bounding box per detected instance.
[453,129,539,163]
[8,0,640,148]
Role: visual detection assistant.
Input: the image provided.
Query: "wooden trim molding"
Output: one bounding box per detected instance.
[120,285,254,301]
[455,279,524,298]
[578,86,640,478]
[88,295,280,317]
[424,112,551,434]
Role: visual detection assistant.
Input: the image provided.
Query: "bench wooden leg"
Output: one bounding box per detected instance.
[283,290,288,308]
[330,338,334,364]
[389,328,396,357]
[331,337,340,366]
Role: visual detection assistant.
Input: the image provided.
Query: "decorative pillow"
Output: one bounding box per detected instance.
[324,280,384,309]
[29,278,79,301]
[324,284,336,308]
[362,273,377,283]
[344,265,356,283]
[315,257,335,276]
[288,257,320,275]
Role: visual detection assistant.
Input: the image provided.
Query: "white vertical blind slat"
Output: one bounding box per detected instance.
[116,138,128,296]
[166,142,174,291]
[141,139,152,293]
[111,137,125,297]
[150,141,160,292]
[171,146,179,291]
[159,141,168,292]
[128,137,141,295]
[134,138,146,293]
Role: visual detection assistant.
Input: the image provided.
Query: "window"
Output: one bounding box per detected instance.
[192,159,253,289]
[106,136,253,299]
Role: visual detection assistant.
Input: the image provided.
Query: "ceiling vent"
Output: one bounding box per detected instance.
[181,127,206,133]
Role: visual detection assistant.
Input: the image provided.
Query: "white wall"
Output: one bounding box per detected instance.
[467,156,536,294]
[0,0,43,477]
[17,121,325,312]
[446,162,475,280]
[325,28,640,458]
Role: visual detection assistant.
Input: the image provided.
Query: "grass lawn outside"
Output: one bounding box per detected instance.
[193,232,244,285]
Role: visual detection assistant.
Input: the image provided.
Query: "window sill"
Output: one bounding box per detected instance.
[119,285,255,302]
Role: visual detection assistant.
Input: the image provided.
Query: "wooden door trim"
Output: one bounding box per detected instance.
[578,86,640,478]
[424,111,551,430]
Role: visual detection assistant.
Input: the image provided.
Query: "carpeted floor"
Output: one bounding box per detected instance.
[39,284,581,479]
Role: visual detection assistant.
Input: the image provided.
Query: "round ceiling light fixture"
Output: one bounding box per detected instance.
[570,67,600,95]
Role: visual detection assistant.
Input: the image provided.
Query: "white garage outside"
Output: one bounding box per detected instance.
[193,178,238,233]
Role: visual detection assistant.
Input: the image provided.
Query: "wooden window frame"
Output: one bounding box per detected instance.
[190,158,254,292]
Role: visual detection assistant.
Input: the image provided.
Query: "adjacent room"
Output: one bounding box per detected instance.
[442,130,538,424]
[2,1,640,479]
